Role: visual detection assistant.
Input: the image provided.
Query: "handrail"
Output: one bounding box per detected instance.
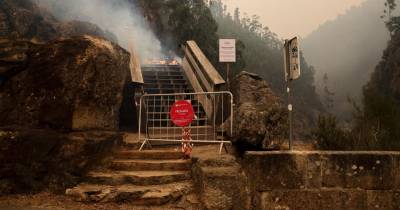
[181,41,226,119]
[129,45,144,84]
[185,41,225,90]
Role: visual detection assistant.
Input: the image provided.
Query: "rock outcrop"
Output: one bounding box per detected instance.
[0,0,116,42]
[0,36,130,131]
[231,71,288,151]
[0,129,122,195]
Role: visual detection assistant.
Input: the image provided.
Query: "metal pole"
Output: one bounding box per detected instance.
[138,96,142,147]
[285,39,293,151]
[226,63,230,91]
[288,81,293,150]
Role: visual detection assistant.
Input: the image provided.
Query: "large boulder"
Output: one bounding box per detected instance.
[0,0,116,42]
[0,36,131,130]
[231,71,288,151]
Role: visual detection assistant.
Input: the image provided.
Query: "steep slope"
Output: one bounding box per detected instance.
[367,32,400,99]
[359,31,400,148]
[302,0,390,119]
[212,3,324,133]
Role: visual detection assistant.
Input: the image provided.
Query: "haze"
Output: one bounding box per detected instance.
[223,0,367,38]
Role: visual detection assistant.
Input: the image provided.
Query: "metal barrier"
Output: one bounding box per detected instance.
[138,91,233,154]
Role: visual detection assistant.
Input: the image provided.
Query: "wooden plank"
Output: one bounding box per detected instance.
[182,57,204,93]
[129,46,144,84]
[187,41,225,86]
[181,57,213,119]
[184,46,213,92]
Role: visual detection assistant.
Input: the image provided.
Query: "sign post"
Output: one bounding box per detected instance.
[170,100,195,158]
[219,39,236,90]
[283,37,301,150]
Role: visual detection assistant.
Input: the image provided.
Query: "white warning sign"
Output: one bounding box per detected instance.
[219,39,236,63]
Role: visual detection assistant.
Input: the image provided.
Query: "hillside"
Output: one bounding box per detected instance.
[302,0,390,120]
[359,29,400,148]
[210,0,324,133]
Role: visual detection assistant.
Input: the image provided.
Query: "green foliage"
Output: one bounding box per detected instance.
[313,82,400,150]
[313,91,400,151]
[312,115,352,150]
[322,73,335,110]
[383,0,397,18]
[355,86,400,150]
[383,0,400,34]
[387,16,400,34]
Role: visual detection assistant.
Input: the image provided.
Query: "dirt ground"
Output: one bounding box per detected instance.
[0,192,188,210]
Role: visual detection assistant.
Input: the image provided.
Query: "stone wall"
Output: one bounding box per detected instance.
[0,129,122,195]
[243,151,400,210]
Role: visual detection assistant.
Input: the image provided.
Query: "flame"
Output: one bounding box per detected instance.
[144,58,180,65]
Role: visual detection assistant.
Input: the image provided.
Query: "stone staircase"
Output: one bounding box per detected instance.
[142,64,194,95]
[66,146,197,206]
[65,63,225,207]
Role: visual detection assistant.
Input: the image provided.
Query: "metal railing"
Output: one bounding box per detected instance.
[138,91,233,154]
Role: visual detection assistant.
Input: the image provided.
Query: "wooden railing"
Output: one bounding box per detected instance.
[181,41,226,119]
[129,46,144,84]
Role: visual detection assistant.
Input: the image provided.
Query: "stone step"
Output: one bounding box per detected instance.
[0,12,10,36]
[144,88,193,94]
[143,84,190,89]
[86,170,191,185]
[142,71,184,76]
[142,67,181,72]
[145,79,188,84]
[65,181,192,204]
[143,77,185,80]
[116,149,183,160]
[110,159,192,171]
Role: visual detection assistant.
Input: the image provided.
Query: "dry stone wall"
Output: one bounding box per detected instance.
[243,151,400,209]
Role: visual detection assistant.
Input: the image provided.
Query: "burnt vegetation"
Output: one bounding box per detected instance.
[313,0,400,150]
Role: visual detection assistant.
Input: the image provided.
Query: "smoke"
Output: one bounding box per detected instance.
[302,0,391,120]
[35,0,163,60]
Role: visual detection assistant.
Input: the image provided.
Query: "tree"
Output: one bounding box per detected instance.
[249,15,262,34]
[322,73,335,111]
[382,0,396,19]
[382,0,400,35]
[135,0,219,61]
[234,8,240,24]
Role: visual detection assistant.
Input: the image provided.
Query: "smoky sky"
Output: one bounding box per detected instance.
[36,0,163,60]
[223,0,367,38]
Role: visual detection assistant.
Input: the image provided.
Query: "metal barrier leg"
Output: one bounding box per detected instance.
[139,139,148,151]
[219,142,224,155]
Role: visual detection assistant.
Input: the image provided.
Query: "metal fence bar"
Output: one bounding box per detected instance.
[220,94,225,153]
[138,91,233,154]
